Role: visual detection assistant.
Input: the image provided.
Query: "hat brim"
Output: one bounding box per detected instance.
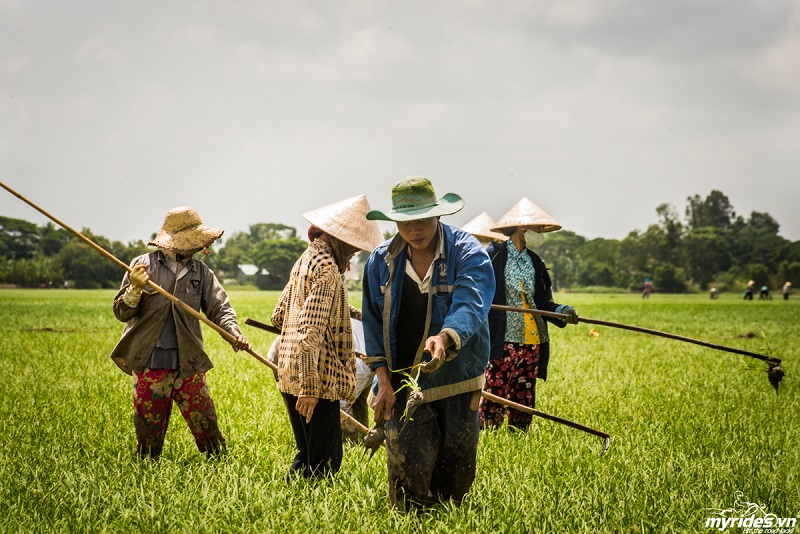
[148,226,224,251]
[302,194,384,252]
[366,193,464,222]
[471,229,507,242]
[491,223,562,233]
[303,217,382,253]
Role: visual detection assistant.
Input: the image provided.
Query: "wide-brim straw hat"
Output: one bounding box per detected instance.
[366,176,464,222]
[461,212,506,243]
[303,195,383,252]
[491,197,562,233]
[148,206,224,252]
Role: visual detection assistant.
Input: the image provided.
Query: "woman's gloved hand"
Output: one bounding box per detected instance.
[130,264,149,292]
[556,304,579,325]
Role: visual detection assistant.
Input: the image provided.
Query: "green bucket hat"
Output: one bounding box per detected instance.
[366,176,464,222]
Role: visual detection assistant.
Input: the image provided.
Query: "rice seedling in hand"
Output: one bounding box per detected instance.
[395,370,424,431]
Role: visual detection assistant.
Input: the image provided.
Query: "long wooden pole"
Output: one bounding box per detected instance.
[244,316,611,455]
[482,391,611,456]
[0,181,370,435]
[491,304,781,366]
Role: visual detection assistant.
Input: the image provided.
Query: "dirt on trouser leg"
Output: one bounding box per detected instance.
[385,390,480,509]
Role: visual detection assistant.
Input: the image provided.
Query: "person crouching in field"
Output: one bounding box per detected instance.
[271,195,382,479]
[363,177,494,508]
[109,206,250,459]
[480,197,578,431]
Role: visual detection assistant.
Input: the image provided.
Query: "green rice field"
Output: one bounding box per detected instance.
[0,289,797,533]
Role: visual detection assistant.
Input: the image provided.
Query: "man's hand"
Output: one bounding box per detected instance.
[130,264,149,291]
[296,396,318,423]
[419,332,451,373]
[232,335,251,352]
[371,367,396,421]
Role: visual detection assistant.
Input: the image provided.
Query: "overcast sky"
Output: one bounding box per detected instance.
[2,0,799,246]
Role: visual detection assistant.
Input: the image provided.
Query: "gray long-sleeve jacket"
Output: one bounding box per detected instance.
[109,250,242,378]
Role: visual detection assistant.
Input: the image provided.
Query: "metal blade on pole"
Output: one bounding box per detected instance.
[0,181,370,435]
[243,317,281,335]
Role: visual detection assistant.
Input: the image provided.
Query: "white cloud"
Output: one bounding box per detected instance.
[533,0,630,29]
[0,55,30,77]
[171,23,218,49]
[234,23,411,86]
[745,5,800,90]
[339,24,412,77]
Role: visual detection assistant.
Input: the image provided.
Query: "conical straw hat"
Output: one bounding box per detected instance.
[491,197,562,233]
[148,206,224,252]
[303,195,383,252]
[461,212,505,243]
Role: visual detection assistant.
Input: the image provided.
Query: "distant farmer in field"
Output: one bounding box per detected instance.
[744,280,755,300]
[642,278,653,299]
[782,281,791,301]
[759,285,770,300]
[709,287,720,300]
[271,195,382,479]
[110,206,250,459]
[480,197,578,431]
[362,176,494,508]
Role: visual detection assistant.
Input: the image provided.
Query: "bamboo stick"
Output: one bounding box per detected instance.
[481,391,611,456]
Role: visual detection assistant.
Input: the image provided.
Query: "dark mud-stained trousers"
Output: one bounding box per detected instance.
[385,389,481,508]
[282,393,343,478]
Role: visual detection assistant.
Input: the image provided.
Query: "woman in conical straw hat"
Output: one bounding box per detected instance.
[110,206,251,459]
[460,211,506,247]
[271,194,382,479]
[480,197,578,431]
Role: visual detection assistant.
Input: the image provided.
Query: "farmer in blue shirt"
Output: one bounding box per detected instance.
[362,176,494,508]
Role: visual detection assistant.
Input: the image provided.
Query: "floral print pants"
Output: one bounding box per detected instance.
[132,369,225,458]
[480,342,540,430]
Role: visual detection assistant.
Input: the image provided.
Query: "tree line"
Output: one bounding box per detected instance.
[538,190,800,293]
[2,190,798,292]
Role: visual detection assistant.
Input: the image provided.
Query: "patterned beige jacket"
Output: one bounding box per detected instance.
[271,239,357,403]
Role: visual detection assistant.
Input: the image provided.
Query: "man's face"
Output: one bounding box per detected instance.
[396,217,439,251]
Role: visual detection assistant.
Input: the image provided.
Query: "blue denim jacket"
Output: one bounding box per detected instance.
[362,223,495,403]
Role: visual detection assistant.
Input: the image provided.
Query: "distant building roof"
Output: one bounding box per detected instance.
[238,264,268,276]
